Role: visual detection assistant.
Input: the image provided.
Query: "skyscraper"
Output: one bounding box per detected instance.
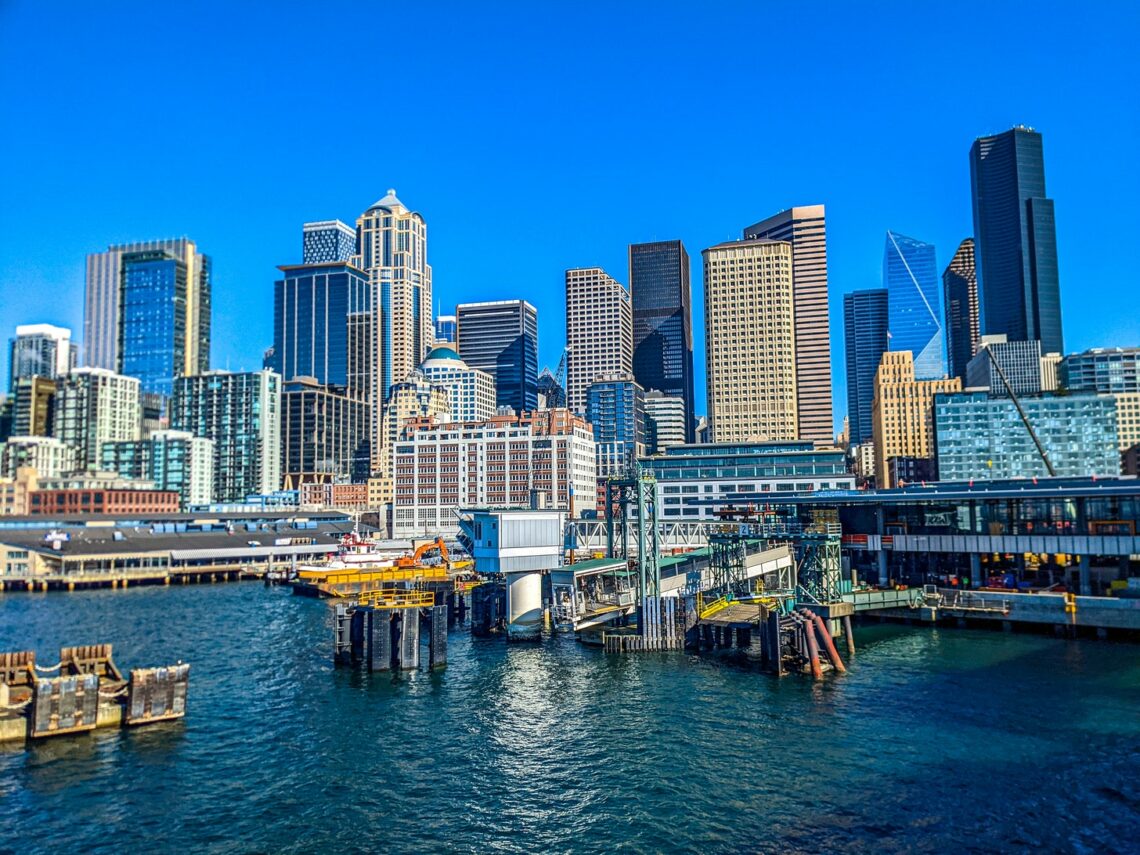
[743,206,833,443]
[943,238,980,381]
[703,238,797,443]
[970,126,1063,354]
[585,374,647,481]
[455,300,538,414]
[643,390,687,453]
[352,190,432,473]
[418,346,496,423]
[966,335,1043,397]
[434,315,457,346]
[843,289,889,446]
[8,324,78,391]
[629,240,695,442]
[84,239,210,373]
[280,377,370,488]
[170,370,282,502]
[565,269,632,415]
[271,262,371,391]
[884,231,943,380]
[118,249,188,398]
[302,220,356,264]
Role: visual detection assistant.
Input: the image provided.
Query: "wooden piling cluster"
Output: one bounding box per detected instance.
[0,644,189,745]
[334,602,448,672]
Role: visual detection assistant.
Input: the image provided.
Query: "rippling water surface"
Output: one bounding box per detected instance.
[1,584,1138,853]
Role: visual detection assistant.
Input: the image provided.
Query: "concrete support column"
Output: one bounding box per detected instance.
[1079,554,1091,597]
[969,553,981,589]
[877,550,889,587]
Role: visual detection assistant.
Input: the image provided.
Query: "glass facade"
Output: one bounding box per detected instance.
[1062,348,1140,393]
[118,250,187,398]
[271,263,370,393]
[642,441,849,481]
[884,231,943,379]
[585,378,646,477]
[970,127,1063,354]
[434,315,456,344]
[302,220,356,264]
[455,301,538,413]
[843,288,888,445]
[934,391,1119,480]
[965,338,1042,397]
[629,240,695,442]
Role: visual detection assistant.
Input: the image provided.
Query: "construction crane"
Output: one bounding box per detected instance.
[983,344,1056,477]
[538,345,571,409]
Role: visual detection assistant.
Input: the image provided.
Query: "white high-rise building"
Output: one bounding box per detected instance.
[8,324,78,390]
[565,268,632,415]
[702,239,798,443]
[643,390,688,453]
[0,436,78,480]
[53,368,141,471]
[418,346,495,424]
[352,190,432,473]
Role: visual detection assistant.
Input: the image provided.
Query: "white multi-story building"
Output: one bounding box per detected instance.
[703,238,798,443]
[643,390,688,453]
[53,368,141,470]
[418,347,495,424]
[353,190,433,473]
[0,436,78,480]
[565,267,632,415]
[8,324,78,390]
[392,409,595,539]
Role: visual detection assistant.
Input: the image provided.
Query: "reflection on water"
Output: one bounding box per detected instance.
[1,584,1137,853]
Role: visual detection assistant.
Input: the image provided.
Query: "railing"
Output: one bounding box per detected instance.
[355,588,435,609]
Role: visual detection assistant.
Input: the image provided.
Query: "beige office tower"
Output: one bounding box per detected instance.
[353,189,433,473]
[743,206,833,443]
[871,351,962,488]
[564,268,632,415]
[702,239,798,442]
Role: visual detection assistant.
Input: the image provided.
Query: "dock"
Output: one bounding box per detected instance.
[0,644,189,745]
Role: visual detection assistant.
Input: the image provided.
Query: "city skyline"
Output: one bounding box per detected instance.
[2,4,1138,433]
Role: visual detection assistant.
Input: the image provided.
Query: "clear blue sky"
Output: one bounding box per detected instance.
[2,2,1138,433]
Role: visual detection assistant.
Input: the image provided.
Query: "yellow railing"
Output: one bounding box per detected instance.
[355,588,435,609]
[299,566,449,585]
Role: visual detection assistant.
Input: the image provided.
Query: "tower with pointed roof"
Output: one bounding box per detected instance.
[353,189,433,473]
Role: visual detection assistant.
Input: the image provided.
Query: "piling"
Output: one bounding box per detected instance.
[428,605,448,669]
[842,614,856,657]
[803,610,846,674]
[398,608,420,670]
[801,616,823,680]
[365,609,393,672]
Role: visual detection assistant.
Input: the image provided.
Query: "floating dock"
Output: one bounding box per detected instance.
[0,644,189,744]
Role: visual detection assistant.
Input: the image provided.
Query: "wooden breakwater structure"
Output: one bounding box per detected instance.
[602,596,694,653]
[0,645,189,745]
[334,589,449,672]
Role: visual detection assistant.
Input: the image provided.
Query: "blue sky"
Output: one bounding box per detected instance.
[2,2,1137,433]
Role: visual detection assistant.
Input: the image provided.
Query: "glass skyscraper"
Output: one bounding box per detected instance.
[118,249,187,398]
[970,126,1063,354]
[884,231,943,379]
[629,240,695,443]
[456,300,538,413]
[843,288,889,445]
[585,376,647,479]
[271,262,371,393]
[434,314,456,345]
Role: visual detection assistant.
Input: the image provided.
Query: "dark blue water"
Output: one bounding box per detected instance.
[1,584,1137,854]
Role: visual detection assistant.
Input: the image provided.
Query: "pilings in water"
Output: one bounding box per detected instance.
[470,584,507,637]
[335,601,447,672]
[602,596,690,653]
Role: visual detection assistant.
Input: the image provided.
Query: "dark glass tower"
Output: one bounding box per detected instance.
[629,240,695,442]
[843,289,889,445]
[456,301,538,413]
[970,126,1063,354]
[271,262,371,395]
[943,238,979,381]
